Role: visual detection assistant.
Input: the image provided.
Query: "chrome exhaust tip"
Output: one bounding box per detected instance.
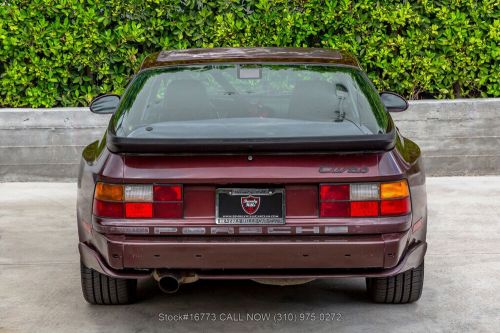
[153,270,199,294]
[158,275,180,294]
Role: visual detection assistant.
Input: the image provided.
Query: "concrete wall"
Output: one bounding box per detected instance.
[1,99,499,181]
[0,108,111,181]
[392,99,500,176]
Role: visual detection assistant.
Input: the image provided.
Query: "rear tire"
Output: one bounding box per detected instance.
[366,262,424,304]
[80,262,137,305]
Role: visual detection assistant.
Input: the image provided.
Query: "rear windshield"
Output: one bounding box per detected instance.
[112,64,389,139]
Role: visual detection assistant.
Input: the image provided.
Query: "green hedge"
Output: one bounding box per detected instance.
[0,0,498,107]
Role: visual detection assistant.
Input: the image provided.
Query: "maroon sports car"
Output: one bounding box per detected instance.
[77,47,427,305]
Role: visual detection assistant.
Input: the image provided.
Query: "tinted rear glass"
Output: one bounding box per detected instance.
[112,65,388,139]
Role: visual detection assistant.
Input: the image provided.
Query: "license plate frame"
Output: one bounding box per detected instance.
[215,188,285,225]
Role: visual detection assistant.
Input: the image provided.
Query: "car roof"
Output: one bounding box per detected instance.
[140,47,361,70]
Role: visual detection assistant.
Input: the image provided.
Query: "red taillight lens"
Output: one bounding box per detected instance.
[154,202,183,218]
[125,202,153,218]
[93,199,123,218]
[350,201,379,217]
[154,185,182,201]
[320,184,350,201]
[320,201,350,217]
[381,197,411,216]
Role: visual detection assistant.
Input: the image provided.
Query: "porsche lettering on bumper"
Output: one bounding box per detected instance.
[153,226,348,235]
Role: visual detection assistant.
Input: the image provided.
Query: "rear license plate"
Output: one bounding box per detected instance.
[216,188,285,224]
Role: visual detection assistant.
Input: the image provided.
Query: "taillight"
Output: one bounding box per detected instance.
[93,199,123,218]
[320,184,349,201]
[380,181,409,199]
[319,180,410,218]
[154,185,182,201]
[93,183,183,219]
[350,201,379,217]
[124,185,153,202]
[125,202,153,218]
[94,183,123,201]
[380,197,411,216]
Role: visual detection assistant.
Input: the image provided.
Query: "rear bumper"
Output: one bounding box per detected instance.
[79,231,426,280]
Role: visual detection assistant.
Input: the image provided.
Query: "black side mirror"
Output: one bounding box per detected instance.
[89,94,120,114]
[380,92,409,112]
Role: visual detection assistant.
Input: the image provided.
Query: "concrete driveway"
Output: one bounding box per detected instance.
[1,177,499,333]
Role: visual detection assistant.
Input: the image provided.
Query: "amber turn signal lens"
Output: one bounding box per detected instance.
[380,180,409,199]
[94,182,124,201]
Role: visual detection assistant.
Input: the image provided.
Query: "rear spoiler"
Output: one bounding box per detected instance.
[106,127,396,154]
